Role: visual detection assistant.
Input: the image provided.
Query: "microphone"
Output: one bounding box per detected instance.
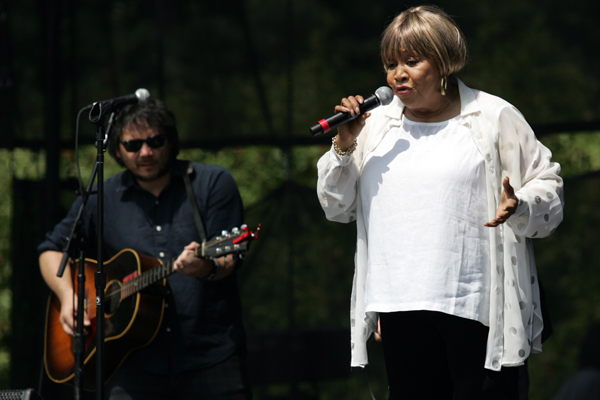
[89,88,151,123]
[310,86,393,136]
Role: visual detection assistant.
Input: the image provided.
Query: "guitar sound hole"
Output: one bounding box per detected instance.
[105,280,122,315]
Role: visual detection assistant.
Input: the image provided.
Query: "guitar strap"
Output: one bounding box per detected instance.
[183,162,208,244]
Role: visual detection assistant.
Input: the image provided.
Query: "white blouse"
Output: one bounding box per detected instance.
[361,116,491,326]
[317,79,564,371]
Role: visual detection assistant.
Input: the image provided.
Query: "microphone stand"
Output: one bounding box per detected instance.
[55,133,111,399]
[57,105,116,399]
[88,104,116,400]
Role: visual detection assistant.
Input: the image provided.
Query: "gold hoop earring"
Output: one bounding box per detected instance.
[440,76,447,96]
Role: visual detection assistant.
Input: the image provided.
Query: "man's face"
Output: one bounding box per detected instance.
[116,123,172,182]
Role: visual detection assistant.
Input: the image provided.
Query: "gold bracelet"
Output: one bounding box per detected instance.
[332,135,357,156]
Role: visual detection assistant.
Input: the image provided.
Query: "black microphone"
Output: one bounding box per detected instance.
[89,88,151,123]
[310,86,394,136]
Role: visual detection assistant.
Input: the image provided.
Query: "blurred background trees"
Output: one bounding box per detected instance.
[1,0,600,399]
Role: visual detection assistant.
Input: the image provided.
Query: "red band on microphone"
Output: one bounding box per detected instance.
[318,119,331,133]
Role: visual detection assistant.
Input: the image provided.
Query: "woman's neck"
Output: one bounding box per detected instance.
[404,82,460,123]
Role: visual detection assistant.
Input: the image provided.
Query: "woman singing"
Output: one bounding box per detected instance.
[317,5,564,399]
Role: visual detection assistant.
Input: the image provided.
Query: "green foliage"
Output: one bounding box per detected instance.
[0,150,14,388]
[180,147,289,208]
[540,133,600,178]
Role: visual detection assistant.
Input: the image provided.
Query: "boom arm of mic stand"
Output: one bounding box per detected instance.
[57,110,113,278]
[57,252,70,279]
[56,162,99,278]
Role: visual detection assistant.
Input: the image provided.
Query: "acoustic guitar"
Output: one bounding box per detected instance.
[44,224,259,391]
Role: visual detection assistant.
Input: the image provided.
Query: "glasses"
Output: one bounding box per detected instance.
[120,134,167,153]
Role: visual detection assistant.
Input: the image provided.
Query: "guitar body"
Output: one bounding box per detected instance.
[43,225,259,391]
[44,249,167,391]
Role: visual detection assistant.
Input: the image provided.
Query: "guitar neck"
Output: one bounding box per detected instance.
[120,250,198,300]
[119,225,258,299]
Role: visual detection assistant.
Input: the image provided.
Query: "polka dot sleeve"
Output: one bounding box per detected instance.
[497,106,564,239]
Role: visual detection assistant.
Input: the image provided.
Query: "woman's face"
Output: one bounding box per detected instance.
[386,50,443,113]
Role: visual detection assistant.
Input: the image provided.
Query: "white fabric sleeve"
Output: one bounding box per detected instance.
[499,106,564,238]
[316,146,360,223]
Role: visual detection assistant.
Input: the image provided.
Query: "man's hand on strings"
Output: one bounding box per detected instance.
[175,242,237,280]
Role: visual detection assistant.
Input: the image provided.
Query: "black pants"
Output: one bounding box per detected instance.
[105,353,252,400]
[379,311,489,400]
[483,364,526,400]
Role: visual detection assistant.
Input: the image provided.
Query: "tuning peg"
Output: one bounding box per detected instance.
[232,227,239,233]
[221,230,229,236]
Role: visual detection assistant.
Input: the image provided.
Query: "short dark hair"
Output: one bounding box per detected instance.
[381,5,468,78]
[108,98,180,167]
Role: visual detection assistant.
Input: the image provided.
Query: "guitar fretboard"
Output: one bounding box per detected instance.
[103,226,256,302]
[121,259,175,299]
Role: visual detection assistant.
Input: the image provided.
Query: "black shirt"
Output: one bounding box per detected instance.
[38,160,246,373]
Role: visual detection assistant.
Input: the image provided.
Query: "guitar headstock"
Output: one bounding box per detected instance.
[199,224,260,259]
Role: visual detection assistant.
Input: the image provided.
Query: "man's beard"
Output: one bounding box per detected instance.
[133,157,173,182]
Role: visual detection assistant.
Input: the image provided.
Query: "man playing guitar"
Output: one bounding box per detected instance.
[39,98,252,400]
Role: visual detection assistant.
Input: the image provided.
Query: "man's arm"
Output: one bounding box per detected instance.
[40,251,72,301]
[39,250,90,335]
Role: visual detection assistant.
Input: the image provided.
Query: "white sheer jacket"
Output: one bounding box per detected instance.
[316,79,564,371]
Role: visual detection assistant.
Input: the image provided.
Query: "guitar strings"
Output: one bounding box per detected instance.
[103,260,174,300]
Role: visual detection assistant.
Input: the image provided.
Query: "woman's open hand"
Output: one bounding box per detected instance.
[484,177,519,227]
